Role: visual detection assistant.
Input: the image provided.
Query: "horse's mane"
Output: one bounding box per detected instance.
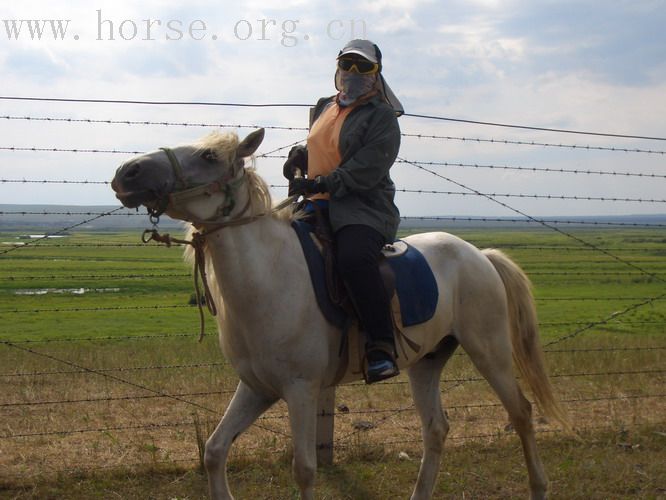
[183,131,295,324]
[193,130,294,222]
[193,130,240,167]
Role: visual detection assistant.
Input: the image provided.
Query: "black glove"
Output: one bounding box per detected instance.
[288,176,328,197]
[283,145,308,180]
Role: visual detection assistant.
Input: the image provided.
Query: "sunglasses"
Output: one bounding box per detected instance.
[337,57,379,74]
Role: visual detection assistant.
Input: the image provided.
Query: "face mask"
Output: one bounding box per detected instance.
[335,69,377,106]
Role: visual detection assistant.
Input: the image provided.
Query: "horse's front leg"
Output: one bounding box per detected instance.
[205,380,276,500]
[284,379,320,500]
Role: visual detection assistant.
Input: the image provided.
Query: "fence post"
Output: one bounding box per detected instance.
[316,386,335,466]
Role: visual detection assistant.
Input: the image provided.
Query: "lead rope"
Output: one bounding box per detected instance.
[141,194,300,341]
[142,228,216,342]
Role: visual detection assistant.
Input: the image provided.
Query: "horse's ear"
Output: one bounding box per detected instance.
[237,128,265,158]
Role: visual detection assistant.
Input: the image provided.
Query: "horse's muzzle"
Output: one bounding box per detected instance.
[112,161,163,209]
[113,188,157,208]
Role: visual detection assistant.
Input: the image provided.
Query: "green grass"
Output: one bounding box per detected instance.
[1,227,664,341]
[0,231,207,340]
[0,227,664,497]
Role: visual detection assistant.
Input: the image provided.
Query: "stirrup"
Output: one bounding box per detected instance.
[366,359,399,384]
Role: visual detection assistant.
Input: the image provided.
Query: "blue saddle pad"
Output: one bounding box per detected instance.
[291,221,438,329]
[386,242,439,327]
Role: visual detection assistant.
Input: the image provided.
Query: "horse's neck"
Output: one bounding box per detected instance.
[204,216,295,309]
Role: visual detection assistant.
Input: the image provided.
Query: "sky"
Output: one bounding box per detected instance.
[0,0,664,219]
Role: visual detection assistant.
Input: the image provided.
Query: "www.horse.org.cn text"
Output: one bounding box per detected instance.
[2,11,367,47]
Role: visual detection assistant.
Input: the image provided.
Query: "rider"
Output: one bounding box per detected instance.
[284,39,404,384]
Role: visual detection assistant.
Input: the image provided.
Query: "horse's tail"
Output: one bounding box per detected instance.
[482,248,571,432]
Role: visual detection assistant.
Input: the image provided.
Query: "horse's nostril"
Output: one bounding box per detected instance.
[124,163,140,179]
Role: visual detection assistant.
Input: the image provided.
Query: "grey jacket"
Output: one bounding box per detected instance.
[310,94,401,243]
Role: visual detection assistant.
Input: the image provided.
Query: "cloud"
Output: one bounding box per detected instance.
[359,0,434,12]
[0,0,664,217]
[374,13,418,34]
[3,46,67,80]
[497,0,666,86]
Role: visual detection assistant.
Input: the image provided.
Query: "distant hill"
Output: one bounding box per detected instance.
[1,204,665,232]
[0,205,182,231]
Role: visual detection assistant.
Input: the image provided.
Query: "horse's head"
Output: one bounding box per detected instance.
[111,128,265,223]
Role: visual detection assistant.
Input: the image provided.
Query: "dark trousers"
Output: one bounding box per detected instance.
[334,224,394,352]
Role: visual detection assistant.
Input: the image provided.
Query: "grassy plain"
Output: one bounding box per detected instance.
[0,227,664,499]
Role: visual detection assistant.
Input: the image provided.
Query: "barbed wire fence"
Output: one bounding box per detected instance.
[0,97,664,477]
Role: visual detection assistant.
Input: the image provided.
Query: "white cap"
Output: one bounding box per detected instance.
[338,39,380,64]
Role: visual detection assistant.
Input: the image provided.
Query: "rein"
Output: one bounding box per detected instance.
[142,146,298,341]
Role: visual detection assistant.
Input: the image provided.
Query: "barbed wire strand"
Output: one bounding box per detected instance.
[1,95,664,140]
[2,295,662,315]
[0,95,310,108]
[0,112,663,459]
[395,159,666,179]
[3,114,664,154]
[3,369,663,409]
[0,339,220,414]
[399,156,666,284]
[4,269,664,283]
[3,345,664,378]
[2,272,191,281]
[319,211,666,229]
[264,154,666,180]
[0,359,223,377]
[397,155,666,349]
[11,181,665,204]
[0,206,127,255]
[0,304,192,314]
[0,342,288,440]
[0,139,303,260]
[0,139,303,157]
[400,132,666,155]
[396,188,666,204]
[458,243,664,252]
[1,325,664,346]
[0,146,143,154]
[256,139,303,158]
[0,240,662,249]
[544,292,666,347]
[4,208,666,229]
[402,112,666,141]
[0,114,308,131]
[0,180,140,188]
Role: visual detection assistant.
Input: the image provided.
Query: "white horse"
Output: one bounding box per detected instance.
[111,128,569,500]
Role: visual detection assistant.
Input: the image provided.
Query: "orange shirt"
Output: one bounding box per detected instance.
[306,101,356,200]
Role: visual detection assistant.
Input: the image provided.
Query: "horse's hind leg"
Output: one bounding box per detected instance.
[408,336,458,500]
[205,381,276,500]
[460,329,548,500]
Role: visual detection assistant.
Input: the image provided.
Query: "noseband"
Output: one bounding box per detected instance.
[147,147,248,225]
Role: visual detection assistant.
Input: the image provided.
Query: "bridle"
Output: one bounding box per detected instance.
[146,147,250,226]
[142,146,296,341]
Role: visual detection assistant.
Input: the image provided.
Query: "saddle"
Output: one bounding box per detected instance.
[291,209,439,381]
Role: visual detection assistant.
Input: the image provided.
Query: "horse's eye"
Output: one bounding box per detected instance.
[201,149,218,162]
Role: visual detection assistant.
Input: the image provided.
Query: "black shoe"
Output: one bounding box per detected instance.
[366,352,399,384]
